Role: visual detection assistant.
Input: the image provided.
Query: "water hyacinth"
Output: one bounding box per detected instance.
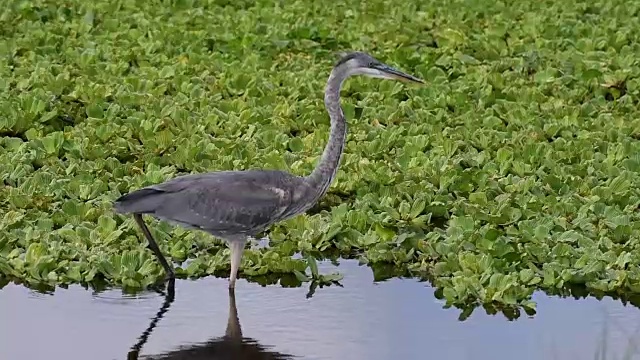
[1,0,640,317]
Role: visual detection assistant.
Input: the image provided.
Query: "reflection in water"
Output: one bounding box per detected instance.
[127,279,294,360]
[3,260,640,360]
[128,279,176,359]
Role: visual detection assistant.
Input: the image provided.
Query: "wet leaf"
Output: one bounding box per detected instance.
[293,270,310,282]
[307,255,319,278]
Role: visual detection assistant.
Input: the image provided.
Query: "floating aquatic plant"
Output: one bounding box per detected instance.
[1,0,640,316]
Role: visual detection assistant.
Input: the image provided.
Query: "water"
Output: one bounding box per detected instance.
[2,259,640,360]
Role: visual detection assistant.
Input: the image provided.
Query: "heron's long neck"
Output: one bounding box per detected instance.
[305,69,348,199]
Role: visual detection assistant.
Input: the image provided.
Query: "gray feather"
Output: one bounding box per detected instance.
[113,188,168,214]
[114,170,309,237]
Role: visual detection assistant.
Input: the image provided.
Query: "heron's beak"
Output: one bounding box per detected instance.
[372,63,425,84]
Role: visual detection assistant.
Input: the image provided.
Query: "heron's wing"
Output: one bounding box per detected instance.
[115,171,298,234]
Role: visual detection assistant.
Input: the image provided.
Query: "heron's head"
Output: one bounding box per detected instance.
[334,51,424,84]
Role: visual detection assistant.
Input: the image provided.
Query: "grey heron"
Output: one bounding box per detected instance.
[113,51,424,289]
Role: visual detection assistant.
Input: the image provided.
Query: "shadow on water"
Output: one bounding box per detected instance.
[127,279,294,360]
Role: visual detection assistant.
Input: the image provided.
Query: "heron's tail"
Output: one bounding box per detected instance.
[113,188,165,214]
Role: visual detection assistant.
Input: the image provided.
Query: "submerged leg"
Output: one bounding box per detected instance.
[228,239,247,289]
[133,213,175,279]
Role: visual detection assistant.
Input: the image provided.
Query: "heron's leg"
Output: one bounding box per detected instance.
[226,286,242,339]
[133,213,175,279]
[228,238,247,289]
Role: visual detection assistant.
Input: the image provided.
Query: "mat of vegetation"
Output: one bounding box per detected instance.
[1,0,640,314]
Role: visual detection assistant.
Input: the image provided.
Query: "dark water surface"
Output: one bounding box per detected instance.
[2,260,640,360]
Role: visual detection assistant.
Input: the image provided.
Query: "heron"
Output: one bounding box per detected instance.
[113,51,424,289]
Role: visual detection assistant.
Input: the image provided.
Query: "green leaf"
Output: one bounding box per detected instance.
[426,67,447,81]
[41,131,65,155]
[306,255,318,277]
[321,273,344,282]
[98,259,118,278]
[469,192,487,206]
[159,66,176,78]
[121,251,139,271]
[294,270,310,282]
[374,223,396,242]
[288,137,304,152]
[451,216,475,233]
[97,215,117,234]
[40,110,58,123]
[521,300,537,312]
[86,104,104,119]
[519,269,535,283]
[609,174,630,194]
[442,287,457,303]
[25,243,46,264]
[409,197,426,219]
[581,68,602,81]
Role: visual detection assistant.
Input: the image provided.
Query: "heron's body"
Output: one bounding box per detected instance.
[113,51,424,289]
[115,170,312,238]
